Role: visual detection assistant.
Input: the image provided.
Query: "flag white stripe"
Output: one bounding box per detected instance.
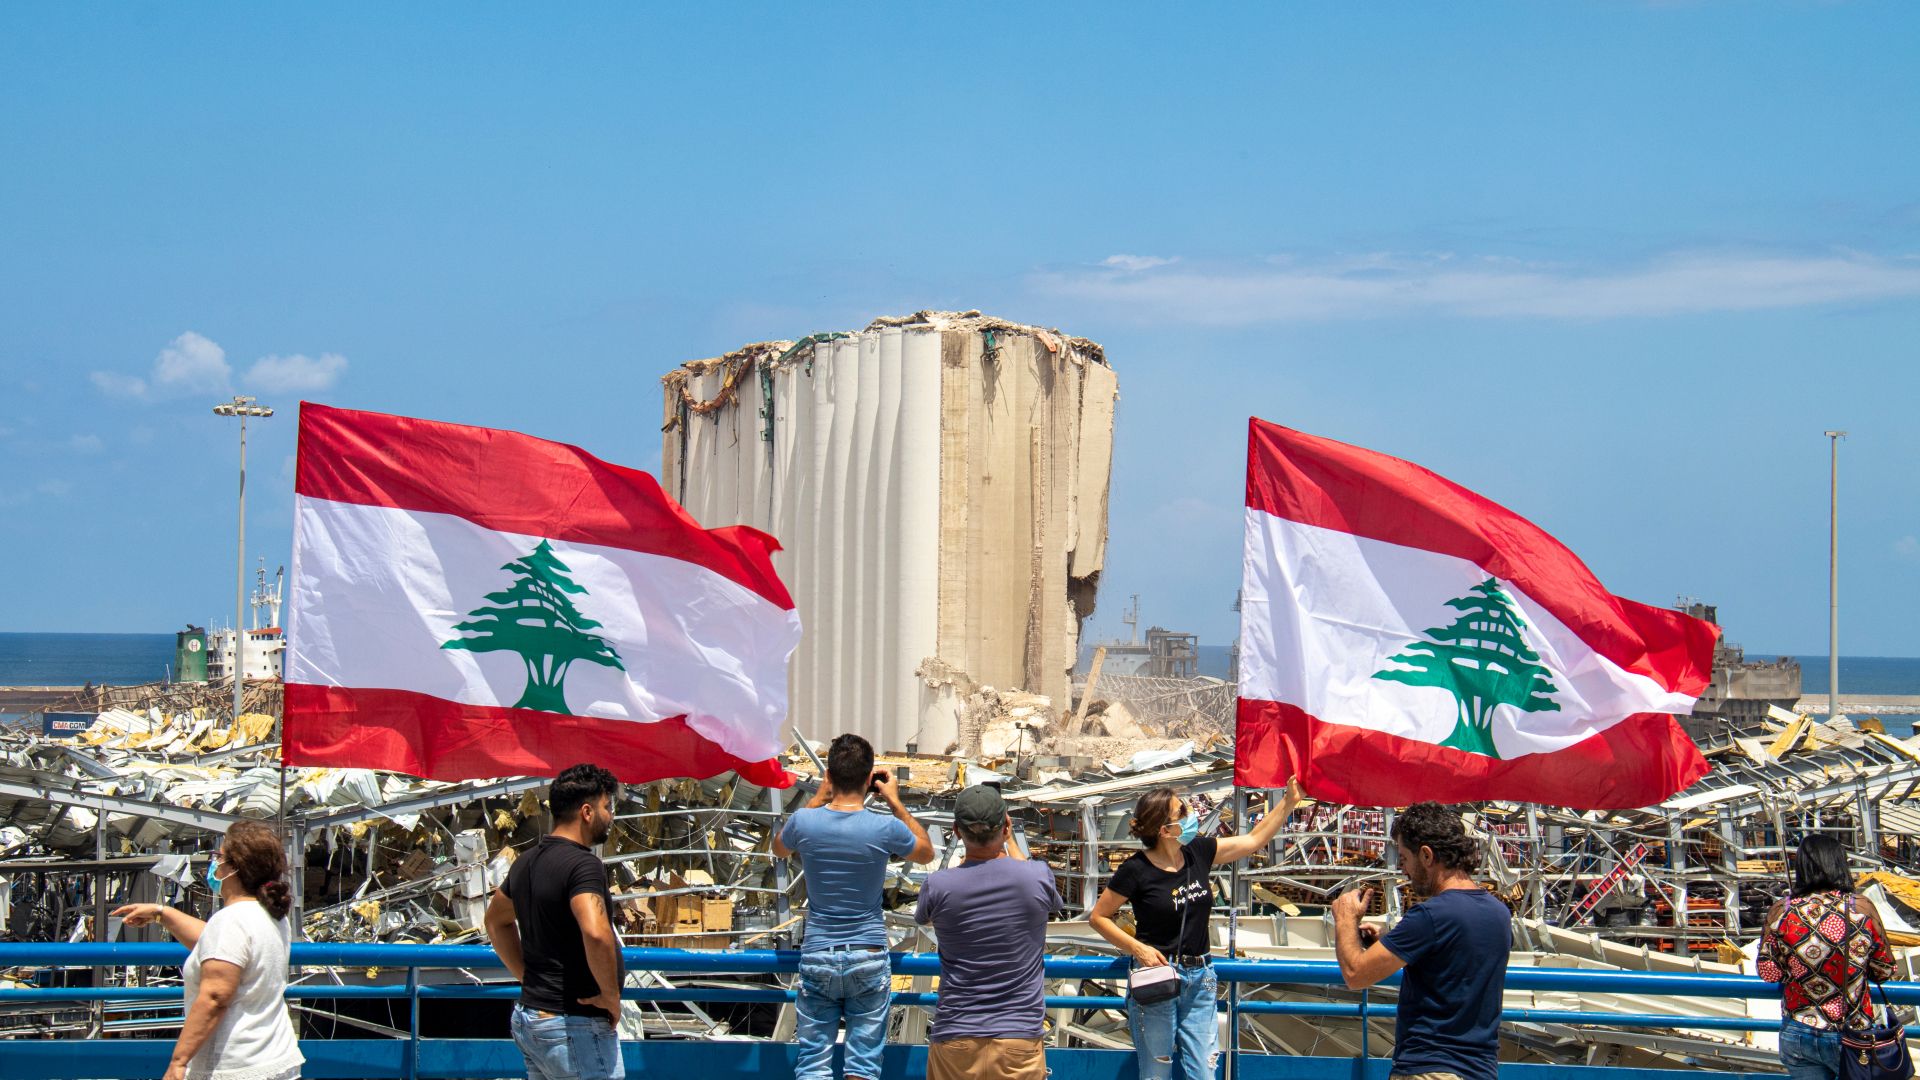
[1239,507,1697,758]
[288,495,801,762]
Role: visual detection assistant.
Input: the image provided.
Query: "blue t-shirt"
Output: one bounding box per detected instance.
[781,806,917,950]
[915,857,1062,1041]
[1379,888,1511,1080]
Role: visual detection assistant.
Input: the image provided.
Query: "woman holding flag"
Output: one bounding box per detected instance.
[1087,777,1303,1080]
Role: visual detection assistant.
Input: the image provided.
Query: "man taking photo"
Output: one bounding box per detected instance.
[486,763,626,1080]
[1333,801,1509,1080]
[775,733,934,1080]
[915,783,1060,1080]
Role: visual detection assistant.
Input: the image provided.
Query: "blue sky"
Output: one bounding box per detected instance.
[2,3,1916,658]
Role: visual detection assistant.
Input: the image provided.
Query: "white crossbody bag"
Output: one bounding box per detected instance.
[1126,877,1189,1006]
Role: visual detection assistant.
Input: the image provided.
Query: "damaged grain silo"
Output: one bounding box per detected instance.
[661,311,1116,755]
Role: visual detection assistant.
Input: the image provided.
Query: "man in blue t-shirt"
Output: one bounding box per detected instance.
[1332,802,1511,1080]
[915,783,1060,1080]
[775,734,933,1080]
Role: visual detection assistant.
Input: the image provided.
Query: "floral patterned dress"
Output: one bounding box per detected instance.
[1758,890,1897,1030]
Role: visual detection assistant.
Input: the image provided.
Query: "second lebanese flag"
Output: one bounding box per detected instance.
[285,404,802,788]
[1236,418,1717,810]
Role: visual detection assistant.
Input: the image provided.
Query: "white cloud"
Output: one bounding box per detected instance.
[1101,254,1179,272]
[67,434,104,454]
[1896,535,1920,560]
[1035,250,1920,324]
[91,331,232,399]
[153,331,232,391]
[243,352,348,394]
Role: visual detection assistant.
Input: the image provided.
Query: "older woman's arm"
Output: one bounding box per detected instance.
[163,958,242,1080]
[111,903,208,950]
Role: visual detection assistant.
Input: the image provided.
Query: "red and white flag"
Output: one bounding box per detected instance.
[285,404,801,787]
[1236,418,1717,810]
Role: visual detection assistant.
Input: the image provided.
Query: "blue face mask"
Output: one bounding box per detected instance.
[1177,815,1200,845]
[206,855,224,896]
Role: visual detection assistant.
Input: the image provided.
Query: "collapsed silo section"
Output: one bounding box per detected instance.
[660,311,1116,755]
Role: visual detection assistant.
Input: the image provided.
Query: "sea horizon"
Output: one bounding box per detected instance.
[3,631,1916,690]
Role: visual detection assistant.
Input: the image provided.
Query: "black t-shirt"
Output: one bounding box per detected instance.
[1107,836,1217,957]
[505,835,619,1019]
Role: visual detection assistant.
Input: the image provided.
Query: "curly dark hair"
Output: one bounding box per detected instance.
[1390,802,1481,872]
[549,763,620,821]
[222,820,292,920]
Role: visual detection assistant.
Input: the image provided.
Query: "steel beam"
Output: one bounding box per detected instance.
[300,776,548,830]
[0,776,242,835]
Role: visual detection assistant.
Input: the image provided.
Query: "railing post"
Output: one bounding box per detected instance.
[405,964,420,1080]
[1359,988,1370,1062]
[289,819,308,936]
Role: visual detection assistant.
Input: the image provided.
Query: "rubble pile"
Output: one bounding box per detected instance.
[7,675,1920,1065]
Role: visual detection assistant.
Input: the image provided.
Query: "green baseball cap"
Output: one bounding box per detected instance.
[954,783,1007,834]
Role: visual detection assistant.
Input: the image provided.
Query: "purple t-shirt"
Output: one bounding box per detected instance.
[915,856,1061,1041]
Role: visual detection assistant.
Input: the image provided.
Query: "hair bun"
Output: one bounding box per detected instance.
[258,879,293,920]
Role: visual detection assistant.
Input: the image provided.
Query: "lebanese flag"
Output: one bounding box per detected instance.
[285,404,801,788]
[1236,418,1717,810]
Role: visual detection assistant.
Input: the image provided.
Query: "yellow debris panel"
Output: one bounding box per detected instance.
[1768,716,1809,758]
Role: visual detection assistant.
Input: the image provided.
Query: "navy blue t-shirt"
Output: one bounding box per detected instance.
[1379,888,1511,1080]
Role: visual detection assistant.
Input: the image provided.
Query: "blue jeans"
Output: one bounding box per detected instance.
[510,1003,624,1080]
[795,947,893,1080]
[1780,1018,1844,1080]
[1128,962,1219,1080]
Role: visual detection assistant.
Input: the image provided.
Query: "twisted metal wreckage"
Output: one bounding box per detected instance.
[4,673,1920,1070]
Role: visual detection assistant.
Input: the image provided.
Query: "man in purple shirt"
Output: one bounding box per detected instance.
[914,784,1061,1080]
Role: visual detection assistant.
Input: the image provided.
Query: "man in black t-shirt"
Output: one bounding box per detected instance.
[486,764,626,1080]
[1333,802,1510,1080]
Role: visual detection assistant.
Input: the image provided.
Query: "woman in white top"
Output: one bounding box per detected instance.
[115,820,304,1080]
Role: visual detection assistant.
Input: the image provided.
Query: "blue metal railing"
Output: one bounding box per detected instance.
[2,943,1912,1079]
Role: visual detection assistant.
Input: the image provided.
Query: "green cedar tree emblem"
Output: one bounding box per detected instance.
[441,539,624,715]
[1371,577,1561,759]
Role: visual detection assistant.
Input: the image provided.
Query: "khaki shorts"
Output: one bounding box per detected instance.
[927,1036,1046,1080]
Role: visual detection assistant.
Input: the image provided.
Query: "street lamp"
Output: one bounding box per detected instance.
[1824,430,1846,723]
[214,396,274,724]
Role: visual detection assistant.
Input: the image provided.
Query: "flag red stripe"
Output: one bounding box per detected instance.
[1245,418,1715,695]
[1233,696,1709,810]
[294,402,794,610]
[284,683,795,789]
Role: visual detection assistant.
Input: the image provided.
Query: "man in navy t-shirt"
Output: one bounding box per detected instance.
[915,784,1061,1080]
[1332,802,1510,1080]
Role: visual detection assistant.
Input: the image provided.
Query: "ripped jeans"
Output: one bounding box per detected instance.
[1127,961,1218,1080]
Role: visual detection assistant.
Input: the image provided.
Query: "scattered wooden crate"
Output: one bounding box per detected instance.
[630,872,736,951]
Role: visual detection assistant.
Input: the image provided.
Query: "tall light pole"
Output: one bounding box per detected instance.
[1824,430,1846,722]
[214,396,274,723]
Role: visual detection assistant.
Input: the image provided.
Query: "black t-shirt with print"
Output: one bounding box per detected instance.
[1107,836,1217,957]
